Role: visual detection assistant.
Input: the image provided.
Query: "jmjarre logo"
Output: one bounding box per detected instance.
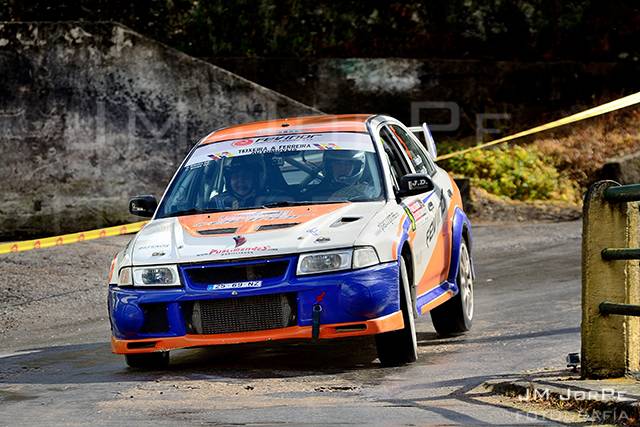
[518,387,626,402]
[516,387,631,424]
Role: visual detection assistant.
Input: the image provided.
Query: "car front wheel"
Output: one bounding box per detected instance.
[375,255,418,367]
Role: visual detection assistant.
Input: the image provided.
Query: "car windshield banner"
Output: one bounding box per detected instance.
[185,132,375,167]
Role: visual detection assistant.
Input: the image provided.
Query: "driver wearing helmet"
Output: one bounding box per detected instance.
[210,156,265,209]
[310,150,376,200]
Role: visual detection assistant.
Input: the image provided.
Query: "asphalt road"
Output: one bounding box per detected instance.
[0,221,582,425]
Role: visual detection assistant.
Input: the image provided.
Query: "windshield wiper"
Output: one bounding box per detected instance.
[261,200,348,208]
[162,207,225,218]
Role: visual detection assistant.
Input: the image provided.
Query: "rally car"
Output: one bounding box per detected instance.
[107,114,474,369]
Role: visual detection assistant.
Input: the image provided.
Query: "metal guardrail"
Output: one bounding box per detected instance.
[582,180,640,379]
[599,302,640,317]
[603,184,640,203]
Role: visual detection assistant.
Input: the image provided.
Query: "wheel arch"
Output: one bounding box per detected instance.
[447,207,475,285]
[399,243,415,288]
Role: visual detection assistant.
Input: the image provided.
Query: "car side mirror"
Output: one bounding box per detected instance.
[397,173,434,198]
[129,195,158,218]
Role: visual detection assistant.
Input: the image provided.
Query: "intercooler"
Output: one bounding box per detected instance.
[185,293,297,335]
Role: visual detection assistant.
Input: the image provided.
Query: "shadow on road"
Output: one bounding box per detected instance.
[417,326,580,347]
[0,336,390,385]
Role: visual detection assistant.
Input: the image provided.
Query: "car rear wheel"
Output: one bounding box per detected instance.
[125,351,170,369]
[375,256,418,367]
[431,240,473,336]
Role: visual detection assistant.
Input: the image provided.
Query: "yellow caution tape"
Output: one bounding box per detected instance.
[0,221,148,255]
[436,91,640,161]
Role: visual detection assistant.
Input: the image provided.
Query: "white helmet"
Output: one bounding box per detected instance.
[323,150,366,185]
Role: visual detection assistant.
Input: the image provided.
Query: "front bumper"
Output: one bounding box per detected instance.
[108,258,401,354]
[112,311,403,354]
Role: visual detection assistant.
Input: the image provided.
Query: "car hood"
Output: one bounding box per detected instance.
[130,202,385,265]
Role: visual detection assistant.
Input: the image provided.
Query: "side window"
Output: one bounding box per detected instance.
[379,126,410,184]
[389,124,436,176]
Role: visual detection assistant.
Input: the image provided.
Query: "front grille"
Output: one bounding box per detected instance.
[183,260,289,288]
[185,294,296,335]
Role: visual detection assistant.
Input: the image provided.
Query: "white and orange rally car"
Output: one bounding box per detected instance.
[107,114,474,368]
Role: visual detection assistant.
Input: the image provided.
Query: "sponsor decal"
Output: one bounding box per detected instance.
[254,134,320,144]
[305,227,320,236]
[376,212,401,234]
[185,132,376,167]
[276,128,303,134]
[426,221,436,247]
[407,177,430,191]
[233,235,247,247]
[231,139,254,147]
[205,245,278,257]
[408,199,426,221]
[207,280,262,290]
[402,199,427,232]
[315,291,326,303]
[313,143,339,150]
[439,188,447,217]
[208,151,234,161]
[137,243,170,250]
[403,206,416,232]
[194,210,299,227]
[238,143,316,155]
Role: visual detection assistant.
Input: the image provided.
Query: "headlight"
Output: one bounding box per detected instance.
[297,249,352,275]
[296,247,380,275]
[132,265,181,287]
[353,247,380,269]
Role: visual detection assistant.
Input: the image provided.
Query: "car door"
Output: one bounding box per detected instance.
[386,123,449,299]
[376,124,435,292]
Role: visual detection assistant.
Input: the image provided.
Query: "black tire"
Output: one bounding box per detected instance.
[125,351,170,369]
[431,240,474,336]
[375,256,418,367]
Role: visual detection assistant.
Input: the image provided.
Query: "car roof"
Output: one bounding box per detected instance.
[200,114,374,145]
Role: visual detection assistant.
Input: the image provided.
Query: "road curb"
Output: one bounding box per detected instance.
[484,378,640,424]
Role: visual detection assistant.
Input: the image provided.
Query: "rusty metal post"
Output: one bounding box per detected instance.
[582,181,640,378]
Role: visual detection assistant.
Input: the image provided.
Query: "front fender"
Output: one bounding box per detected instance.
[447,207,474,284]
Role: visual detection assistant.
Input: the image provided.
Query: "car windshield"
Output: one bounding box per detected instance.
[155,132,385,218]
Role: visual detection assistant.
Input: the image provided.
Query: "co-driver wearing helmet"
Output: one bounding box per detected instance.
[308,150,376,200]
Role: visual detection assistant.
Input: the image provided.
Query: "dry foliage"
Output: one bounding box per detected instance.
[533,108,640,186]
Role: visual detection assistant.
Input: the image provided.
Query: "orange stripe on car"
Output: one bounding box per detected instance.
[420,290,455,315]
[415,230,449,296]
[178,203,349,237]
[201,115,370,145]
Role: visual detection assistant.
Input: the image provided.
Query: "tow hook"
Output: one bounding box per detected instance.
[312,304,323,341]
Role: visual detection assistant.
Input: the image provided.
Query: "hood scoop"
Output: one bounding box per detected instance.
[258,223,299,231]
[198,227,238,235]
[330,217,362,227]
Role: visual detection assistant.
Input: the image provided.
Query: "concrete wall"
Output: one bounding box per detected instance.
[209,57,640,137]
[0,23,319,239]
